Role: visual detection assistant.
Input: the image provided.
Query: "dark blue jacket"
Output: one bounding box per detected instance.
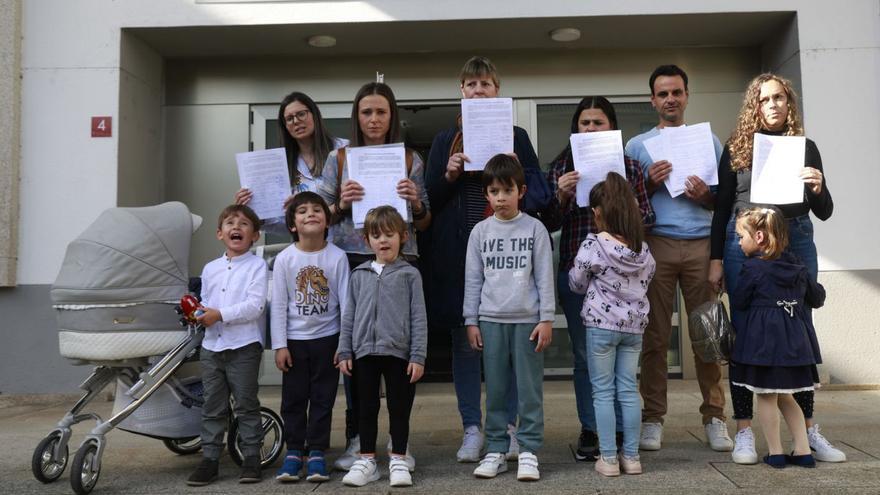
[730,251,824,366]
[424,126,541,329]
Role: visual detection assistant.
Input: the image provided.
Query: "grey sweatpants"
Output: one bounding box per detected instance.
[481,321,544,454]
[199,342,263,460]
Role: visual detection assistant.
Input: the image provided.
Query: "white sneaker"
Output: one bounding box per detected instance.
[389,457,413,487]
[334,435,360,471]
[705,417,734,452]
[506,424,519,461]
[457,425,484,463]
[342,457,380,487]
[387,438,416,471]
[473,452,508,478]
[732,427,758,465]
[808,424,847,462]
[516,452,539,481]
[639,422,663,451]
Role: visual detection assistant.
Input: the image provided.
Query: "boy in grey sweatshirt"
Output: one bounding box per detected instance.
[463,155,555,481]
[336,206,427,488]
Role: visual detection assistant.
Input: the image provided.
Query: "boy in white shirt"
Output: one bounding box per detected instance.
[187,205,268,486]
[271,192,350,482]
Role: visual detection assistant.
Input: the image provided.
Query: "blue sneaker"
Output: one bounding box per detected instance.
[306,450,330,482]
[276,450,303,482]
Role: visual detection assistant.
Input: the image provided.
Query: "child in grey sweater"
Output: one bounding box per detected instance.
[336,206,427,488]
[463,154,555,482]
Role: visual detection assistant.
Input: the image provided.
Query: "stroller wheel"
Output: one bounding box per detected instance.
[70,439,101,495]
[32,432,68,483]
[163,436,202,455]
[228,406,284,469]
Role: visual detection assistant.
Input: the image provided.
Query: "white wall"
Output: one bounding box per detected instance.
[11,0,880,386]
[117,32,165,207]
[19,0,880,286]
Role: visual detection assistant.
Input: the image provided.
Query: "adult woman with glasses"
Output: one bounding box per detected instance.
[234,91,348,235]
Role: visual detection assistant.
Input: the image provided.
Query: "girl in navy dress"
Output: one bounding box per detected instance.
[729,207,824,469]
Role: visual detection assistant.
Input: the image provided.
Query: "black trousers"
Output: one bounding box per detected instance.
[280,333,340,452]
[354,355,416,455]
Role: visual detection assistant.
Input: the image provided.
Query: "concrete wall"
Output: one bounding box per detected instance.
[117,32,165,207]
[0,0,21,287]
[0,285,92,394]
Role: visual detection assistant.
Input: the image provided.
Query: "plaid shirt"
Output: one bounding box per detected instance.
[546,150,655,272]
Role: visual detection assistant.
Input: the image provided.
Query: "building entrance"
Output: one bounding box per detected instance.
[251,99,683,381]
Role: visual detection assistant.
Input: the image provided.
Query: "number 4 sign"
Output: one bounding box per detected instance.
[91,116,112,137]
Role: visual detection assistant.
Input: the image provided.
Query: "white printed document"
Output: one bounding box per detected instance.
[643,123,718,198]
[235,147,290,221]
[461,97,514,171]
[750,134,806,204]
[347,143,409,228]
[570,130,626,207]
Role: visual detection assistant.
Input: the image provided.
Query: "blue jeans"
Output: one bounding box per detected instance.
[557,272,596,432]
[586,328,642,458]
[451,326,517,429]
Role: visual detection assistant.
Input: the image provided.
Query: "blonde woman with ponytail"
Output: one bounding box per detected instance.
[728,207,825,469]
[708,74,840,465]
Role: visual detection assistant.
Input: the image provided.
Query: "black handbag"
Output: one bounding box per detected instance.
[688,296,735,364]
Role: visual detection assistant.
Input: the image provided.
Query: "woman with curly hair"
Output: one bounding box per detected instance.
[708,73,842,466]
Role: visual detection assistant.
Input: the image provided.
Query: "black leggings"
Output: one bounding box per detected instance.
[730,381,814,420]
[280,334,340,451]
[354,355,416,455]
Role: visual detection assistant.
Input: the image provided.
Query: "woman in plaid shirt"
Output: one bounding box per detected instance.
[545,96,655,461]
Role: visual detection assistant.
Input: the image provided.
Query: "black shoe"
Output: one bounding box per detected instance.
[786,453,817,468]
[763,454,787,469]
[575,429,599,462]
[186,458,219,486]
[239,456,262,483]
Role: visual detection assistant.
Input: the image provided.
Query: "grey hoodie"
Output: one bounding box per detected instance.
[337,258,427,365]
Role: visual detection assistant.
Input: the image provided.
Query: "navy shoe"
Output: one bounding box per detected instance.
[306,450,330,482]
[763,454,787,469]
[786,453,817,468]
[276,450,303,482]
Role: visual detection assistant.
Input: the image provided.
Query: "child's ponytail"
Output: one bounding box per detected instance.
[737,207,789,260]
[589,172,645,253]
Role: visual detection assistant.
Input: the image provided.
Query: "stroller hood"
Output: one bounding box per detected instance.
[52,202,198,306]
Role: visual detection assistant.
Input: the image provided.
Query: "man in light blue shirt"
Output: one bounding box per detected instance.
[625,65,732,454]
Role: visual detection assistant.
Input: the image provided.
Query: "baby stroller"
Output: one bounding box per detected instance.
[30,202,283,494]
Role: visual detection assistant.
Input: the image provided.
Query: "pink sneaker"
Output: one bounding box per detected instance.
[594,455,620,477]
[619,454,642,475]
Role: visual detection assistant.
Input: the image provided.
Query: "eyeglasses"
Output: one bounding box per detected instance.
[284,109,311,125]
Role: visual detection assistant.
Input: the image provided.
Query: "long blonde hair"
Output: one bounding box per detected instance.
[727,74,804,171]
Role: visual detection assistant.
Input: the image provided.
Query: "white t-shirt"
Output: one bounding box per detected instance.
[200,251,268,352]
[270,241,350,347]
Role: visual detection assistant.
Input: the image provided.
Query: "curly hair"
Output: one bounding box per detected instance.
[727,74,804,171]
